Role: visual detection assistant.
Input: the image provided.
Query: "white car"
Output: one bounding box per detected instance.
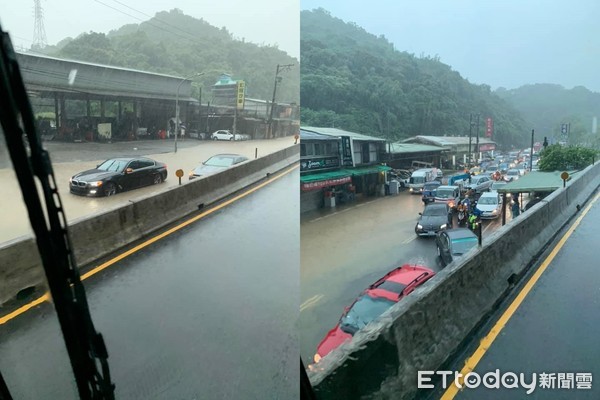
[211,130,234,140]
[475,192,503,219]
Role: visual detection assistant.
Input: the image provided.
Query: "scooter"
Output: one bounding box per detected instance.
[457,207,467,227]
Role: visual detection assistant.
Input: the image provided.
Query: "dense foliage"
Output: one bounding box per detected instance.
[496,84,600,148]
[300,9,529,148]
[538,144,598,171]
[42,9,299,103]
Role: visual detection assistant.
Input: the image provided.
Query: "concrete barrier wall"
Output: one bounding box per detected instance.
[0,146,298,305]
[309,161,600,399]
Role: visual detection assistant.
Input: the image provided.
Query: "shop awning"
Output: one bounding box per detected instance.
[300,170,353,191]
[345,165,392,176]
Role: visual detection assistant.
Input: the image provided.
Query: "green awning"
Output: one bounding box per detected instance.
[497,170,578,193]
[345,165,392,176]
[300,170,352,183]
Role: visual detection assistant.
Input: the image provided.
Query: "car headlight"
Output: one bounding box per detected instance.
[440,224,447,230]
[69,177,73,183]
[417,224,423,230]
[89,181,103,187]
[314,353,322,364]
[448,202,455,208]
[492,209,498,214]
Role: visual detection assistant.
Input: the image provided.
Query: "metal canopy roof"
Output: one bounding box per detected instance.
[301,126,386,142]
[17,51,194,101]
[497,170,578,193]
[388,142,447,154]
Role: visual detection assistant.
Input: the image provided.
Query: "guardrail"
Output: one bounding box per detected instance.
[0,146,298,305]
[308,161,600,399]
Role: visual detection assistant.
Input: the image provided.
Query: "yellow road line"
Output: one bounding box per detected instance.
[441,191,600,399]
[0,163,298,325]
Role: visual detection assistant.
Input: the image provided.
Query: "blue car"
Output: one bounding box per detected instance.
[421,181,441,204]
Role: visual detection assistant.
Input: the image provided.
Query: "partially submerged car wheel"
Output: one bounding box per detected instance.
[153,174,162,184]
[104,182,117,196]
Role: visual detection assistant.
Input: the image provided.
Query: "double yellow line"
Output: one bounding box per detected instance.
[441,191,600,399]
[0,164,298,326]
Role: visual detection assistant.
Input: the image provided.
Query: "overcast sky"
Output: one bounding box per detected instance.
[0,0,299,59]
[302,0,600,92]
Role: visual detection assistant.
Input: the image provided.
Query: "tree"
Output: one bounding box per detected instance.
[538,144,598,171]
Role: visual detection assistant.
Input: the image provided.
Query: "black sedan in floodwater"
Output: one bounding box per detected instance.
[415,202,453,237]
[69,157,167,197]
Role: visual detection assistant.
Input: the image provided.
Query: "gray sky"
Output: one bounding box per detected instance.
[0,0,299,59]
[301,0,600,92]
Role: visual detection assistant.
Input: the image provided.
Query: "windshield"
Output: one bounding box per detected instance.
[204,156,236,167]
[423,206,448,216]
[410,176,425,184]
[97,159,128,172]
[451,237,479,255]
[478,196,498,205]
[0,4,299,399]
[436,189,455,198]
[340,295,396,334]
[507,170,519,175]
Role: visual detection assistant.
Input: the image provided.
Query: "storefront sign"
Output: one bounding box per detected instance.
[486,117,493,138]
[478,143,496,151]
[341,136,354,167]
[300,156,340,172]
[301,176,352,191]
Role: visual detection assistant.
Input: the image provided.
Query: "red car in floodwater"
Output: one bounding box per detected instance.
[313,264,435,364]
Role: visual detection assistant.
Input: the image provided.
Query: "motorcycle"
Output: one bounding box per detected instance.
[457,207,467,227]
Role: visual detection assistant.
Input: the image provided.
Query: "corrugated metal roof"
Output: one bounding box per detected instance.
[389,142,446,153]
[497,170,578,193]
[300,129,338,141]
[404,135,496,147]
[301,126,386,142]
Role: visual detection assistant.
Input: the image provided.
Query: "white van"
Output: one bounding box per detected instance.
[408,168,437,194]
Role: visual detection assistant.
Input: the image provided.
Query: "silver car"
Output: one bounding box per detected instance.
[189,153,249,180]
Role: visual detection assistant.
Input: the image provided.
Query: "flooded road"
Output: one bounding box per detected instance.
[0,167,299,399]
[300,191,505,363]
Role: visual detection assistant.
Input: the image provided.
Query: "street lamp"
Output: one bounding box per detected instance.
[175,72,204,153]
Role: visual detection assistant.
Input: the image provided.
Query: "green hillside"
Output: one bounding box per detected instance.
[496,84,600,147]
[300,8,529,148]
[45,9,299,103]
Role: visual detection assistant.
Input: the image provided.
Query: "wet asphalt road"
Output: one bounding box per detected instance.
[432,192,600,400]
[299,191,504,363]
[0,167,299,399]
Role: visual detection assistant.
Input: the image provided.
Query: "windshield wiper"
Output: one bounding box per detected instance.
[0,26,114,399]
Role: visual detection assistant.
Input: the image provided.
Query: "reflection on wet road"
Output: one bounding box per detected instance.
[0,167,299,399]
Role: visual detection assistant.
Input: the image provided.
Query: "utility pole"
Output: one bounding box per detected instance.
[468,113,473,169]
[475,114,480,163]
[268,63,294,139]
[530,129,534,172]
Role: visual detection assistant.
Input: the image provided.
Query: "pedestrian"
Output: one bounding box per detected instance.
[512,199,520,218]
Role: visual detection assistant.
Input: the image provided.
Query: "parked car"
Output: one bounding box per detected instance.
[233,133,251,141]
[474,191,503,219]
[211,130,234,140]
[415,202,453,237]
[314,264,435,363]
[464,175,492,193]
[189,153,248,180]
[436,228,479,267]
[69,157,167,197]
